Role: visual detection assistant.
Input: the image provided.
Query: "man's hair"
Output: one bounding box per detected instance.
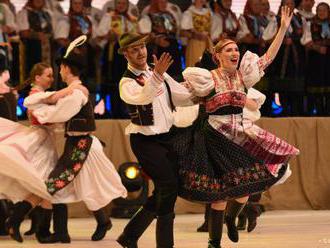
[61,61,81,77]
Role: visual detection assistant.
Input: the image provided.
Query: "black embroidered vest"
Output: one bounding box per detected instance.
[123,68,175,126]
[65,99,96,133]
[27,9,52,34]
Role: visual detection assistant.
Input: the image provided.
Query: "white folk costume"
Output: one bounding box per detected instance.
[16,5,53,76]
[181,5,212,67]
[138,3,183,78]
[237,13,277,55]
[102,0,139,19]
[211,8,239,42]
[97,10,136,48]
[117,35,203,245]
[0,87,57,203]
[172,51,299,202]
[24,85,127,210]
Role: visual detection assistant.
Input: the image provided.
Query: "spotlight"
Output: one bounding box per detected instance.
[111,162,149,218]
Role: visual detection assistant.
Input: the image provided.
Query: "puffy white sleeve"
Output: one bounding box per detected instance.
[26,90,88,124]
[239,51,272,88]
[119,72,164,105]
[211,14,223,41]
[181,9,193,30]
[246,88,266,108]
[96,13,111,37]
[54,16,70,39]
[262,16,278,41]
[2,4,17,31]
[182,67,214,97]
[138,15,152,34]
[236,15,249,40]
[163,73,195,107]
[300,17,312,45]
[23,91,55,110]
[16,9,29,31]
[243,88,265,122]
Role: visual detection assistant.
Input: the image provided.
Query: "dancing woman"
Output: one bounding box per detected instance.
[0,62,76,243]
[174,6,299,248]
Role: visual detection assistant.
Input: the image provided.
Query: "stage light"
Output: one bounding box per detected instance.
[111,162,149,218]
[125,166,139,180]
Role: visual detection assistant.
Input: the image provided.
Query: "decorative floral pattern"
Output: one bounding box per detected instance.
[46,136,92,194]
[180,162,269,193]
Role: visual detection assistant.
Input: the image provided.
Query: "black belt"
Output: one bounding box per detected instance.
[209,106,243,115]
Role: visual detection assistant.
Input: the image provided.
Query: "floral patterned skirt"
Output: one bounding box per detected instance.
[172,116,289,203]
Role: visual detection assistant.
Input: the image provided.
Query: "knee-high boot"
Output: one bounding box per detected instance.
[7,201,33,242]
[208,208,224,248]
[225,201,245,243]
[197,203,210,232]
[236,206,247,231]
[91,207,112,241]
[117,207,156,248]
[156,212,175,248]
[0,200,10,236]
[41,204,70,243]
[35,208,52,243]
[24,206,41,235]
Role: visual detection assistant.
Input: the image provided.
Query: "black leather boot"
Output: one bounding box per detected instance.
[35,208,52,243]
[24,206,41,235]
[246,202,262,233]
[91,208,112,241]
[156,212,175,248]
[40,204,70,243]
[117,207,156,248]
[236,206,247,231]
[0,200,10,236]
[197,204,210,232]
[225,201,245,243]
[7,201,33,242]
[207,208,224,248]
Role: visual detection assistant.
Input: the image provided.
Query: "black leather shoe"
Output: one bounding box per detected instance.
[39,233,71,243]
[91,221,112,241]
[117,233,138,248]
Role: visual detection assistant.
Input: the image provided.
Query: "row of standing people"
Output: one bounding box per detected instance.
[1,0,330,117]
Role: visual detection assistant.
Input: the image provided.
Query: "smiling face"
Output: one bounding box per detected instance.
[215,42,240,71]
[301,0,315,12]
[35,67,54,90]
[123,43,148,70]
[250,0,263,15]
[32,0,45,9]
[115,0,129,14]
[282,0,295,12]
[316,3,330,20]
[221,0,232,10]
[71,0,84,13]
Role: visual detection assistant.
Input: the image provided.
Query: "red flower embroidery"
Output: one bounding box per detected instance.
[78,139,87,149]
[73,163,82,172]
[55,180,65,188]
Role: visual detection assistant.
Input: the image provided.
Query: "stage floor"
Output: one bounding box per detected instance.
[0,210,329,248]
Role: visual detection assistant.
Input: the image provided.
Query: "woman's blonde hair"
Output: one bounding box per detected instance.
[213,39,236,65]
[214,39,236,53]
[17,62,51,91]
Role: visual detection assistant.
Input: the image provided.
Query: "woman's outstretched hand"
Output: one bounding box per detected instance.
[280,6,293,30]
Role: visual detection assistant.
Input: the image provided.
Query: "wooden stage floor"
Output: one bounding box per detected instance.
[0,210,329,248]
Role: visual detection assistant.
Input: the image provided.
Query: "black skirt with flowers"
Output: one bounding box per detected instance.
[46,135,93,195]
[172,115,286,203]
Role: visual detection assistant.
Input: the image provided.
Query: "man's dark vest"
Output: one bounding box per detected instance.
[123,69,176,126]
[27,9,52,34]
[65,98,96,133]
